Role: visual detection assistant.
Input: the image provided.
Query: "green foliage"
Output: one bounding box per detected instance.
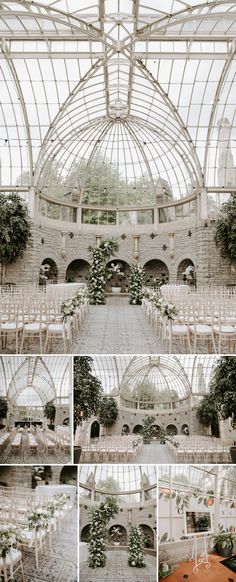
[96,477,120,494]
[0,397,8,419]
[142,415,155,444]
[128,525,146,568]
[0,193,31,267]
[43,401,56,425]
[73,356,103,428]
[88,239,119,304]
[129,261,144,305]
[214,193,236,263]
[98,397,119,428]
[89,497,119,568]
[209,356,236,420]
[196,393,219,427]
[213,531,235,550]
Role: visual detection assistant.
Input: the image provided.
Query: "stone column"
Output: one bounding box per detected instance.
[133,234,140,259]
[199,189,208,220]
[28,187,37,218]
[168,233,175,259]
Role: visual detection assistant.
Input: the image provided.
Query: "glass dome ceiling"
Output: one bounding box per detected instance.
[79,465,157,493]
[90,355,218,401]
[0,1,236,205]
[0,355,71,406]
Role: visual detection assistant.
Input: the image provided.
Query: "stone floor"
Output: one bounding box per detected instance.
[73,296,166,354]
[14,508,77,582]
[136,442,175,464]
[0,432,71,464]
[80,549,156,582]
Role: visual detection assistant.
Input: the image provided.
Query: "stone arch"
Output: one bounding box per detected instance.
[66,259,90,283]
[60,465,77,485]
[177,258,195,284]
[90,420,100,439]
[152,425,161,438]
[122,424,130,435]
[139,524,154,548]
[108,524,127,546]
[166,424,178,436]
[143,259,169,287]
[133,424,143,434]
[106,259,130,292]
[63,417,70,425]
[40,258,58,284]
[81,524,91,543]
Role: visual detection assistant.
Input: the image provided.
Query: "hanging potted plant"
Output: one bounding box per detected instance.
[107,262,125,293]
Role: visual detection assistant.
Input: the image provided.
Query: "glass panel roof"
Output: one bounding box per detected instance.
[79,464,157,493]
[0,355,71,405]
[0,1,235,204]
[90,355,218,399]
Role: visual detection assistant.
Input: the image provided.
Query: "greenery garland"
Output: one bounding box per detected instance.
[214,193,236,263]
[129,261,144,305]
[74,356,103,428]
[88,239,119,304]
[128,524,146,568]
[89,497,118,568]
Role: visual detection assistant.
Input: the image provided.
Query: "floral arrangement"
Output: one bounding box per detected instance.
[110,526,122,543]
[60,287,88,320]
[88,239,119,305]
[0,527,17,558]
[39,263,50,282]
[182,265,196,283]
[107,262,125,287]
[28,506,51,530]
[129,261,144,305]
[128,525,145,568]
[54,492,70,507]
[89,497,119,568]
[159,562,174,578]
[144,289,178,320]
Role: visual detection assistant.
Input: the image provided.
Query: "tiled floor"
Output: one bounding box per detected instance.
[80,549,156,582]
[73,295,166,354]
[161,553,236,582]
[14,508,77,582]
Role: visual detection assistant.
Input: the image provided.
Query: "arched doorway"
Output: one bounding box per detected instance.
[133,425,143,434]
[106,259,130,292]
[177,259,195,284]
[143,259,169,287]
[139,524,154,548]
[90,420,100,439]
[66,259,90,283]
[166,424,178,436]
[81,524,91,543]
[60,466,77,485]
[108,525,127,546]
[39,258,58,285]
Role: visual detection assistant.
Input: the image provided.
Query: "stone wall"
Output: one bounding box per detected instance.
[4,218,235,287]
[99,405,205,437]
[80,500,156,549]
